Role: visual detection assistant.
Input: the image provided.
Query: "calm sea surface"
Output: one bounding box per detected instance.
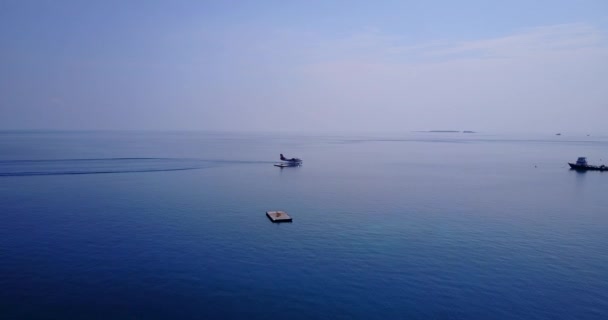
[1,131,607,319]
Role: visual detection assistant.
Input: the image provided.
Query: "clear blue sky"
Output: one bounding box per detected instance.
[1,0,607,133]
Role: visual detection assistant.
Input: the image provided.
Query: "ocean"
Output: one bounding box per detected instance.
[1,131,607,319]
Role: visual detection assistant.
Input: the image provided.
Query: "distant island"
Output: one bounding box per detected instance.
[416,130,477,133]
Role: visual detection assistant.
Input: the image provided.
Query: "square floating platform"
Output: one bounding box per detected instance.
[266,211,293,223]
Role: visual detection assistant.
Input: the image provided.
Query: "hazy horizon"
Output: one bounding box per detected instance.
[1,1,607,133]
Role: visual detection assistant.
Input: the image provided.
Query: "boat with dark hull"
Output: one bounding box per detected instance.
[568,157,607,171]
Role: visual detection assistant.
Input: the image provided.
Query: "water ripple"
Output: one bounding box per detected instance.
[0,158,272,177]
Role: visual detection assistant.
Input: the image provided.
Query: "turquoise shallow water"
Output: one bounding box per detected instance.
[1,131,607,319]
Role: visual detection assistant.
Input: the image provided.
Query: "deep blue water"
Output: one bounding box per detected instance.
[1,131,607,319]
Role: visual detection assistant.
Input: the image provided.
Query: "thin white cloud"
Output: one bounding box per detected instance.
[427,23,607,59]
[290,23,608,132]
[302,23,608,64]
[144,22,608,132]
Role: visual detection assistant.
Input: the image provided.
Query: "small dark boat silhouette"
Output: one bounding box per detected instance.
[568,157,607,171]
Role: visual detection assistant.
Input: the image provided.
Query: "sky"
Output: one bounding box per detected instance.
[1,0,607,133]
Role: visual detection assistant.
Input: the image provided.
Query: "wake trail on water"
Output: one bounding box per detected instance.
[0,158,274,177]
